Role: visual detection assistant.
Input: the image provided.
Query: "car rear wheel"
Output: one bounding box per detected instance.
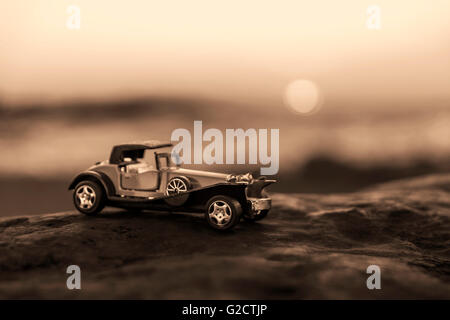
[73,180,105,215]
[205,195,242,230]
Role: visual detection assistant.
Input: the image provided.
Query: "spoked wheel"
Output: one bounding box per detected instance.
[243,209,269,222]
[73,180,105,215]
[164,176,191,206]
[205,196,242,230]
[165,177,190,195]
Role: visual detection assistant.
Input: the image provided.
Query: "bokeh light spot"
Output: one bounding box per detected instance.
[284,79,323,115]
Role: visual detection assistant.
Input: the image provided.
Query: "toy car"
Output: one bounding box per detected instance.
[69,141,276,230]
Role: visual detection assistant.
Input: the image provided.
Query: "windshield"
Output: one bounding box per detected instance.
[155,152,174,169]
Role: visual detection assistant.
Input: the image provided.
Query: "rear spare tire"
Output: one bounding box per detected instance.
[164,176,191,206]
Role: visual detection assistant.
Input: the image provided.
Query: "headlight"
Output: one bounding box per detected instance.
[226,174,236,182]
[238,173,253,182]
[227,173,253,183]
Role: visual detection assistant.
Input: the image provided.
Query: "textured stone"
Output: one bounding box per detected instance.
[0,174,449,298]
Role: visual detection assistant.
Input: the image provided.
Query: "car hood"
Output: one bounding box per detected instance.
[169,167,229,181]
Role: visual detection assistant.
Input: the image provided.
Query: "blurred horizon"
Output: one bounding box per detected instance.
[1,95,449,181]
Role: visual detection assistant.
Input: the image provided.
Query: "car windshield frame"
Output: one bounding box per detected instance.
[155,152,174,169]
[109,142,173,165]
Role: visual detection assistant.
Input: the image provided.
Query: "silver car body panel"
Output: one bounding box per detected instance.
[69,143,275,212]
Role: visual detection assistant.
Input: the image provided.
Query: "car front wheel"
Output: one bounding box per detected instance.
[73,180,105,215]
[205,195,242,230]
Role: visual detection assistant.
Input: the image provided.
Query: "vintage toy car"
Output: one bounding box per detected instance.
[69,141,276,230]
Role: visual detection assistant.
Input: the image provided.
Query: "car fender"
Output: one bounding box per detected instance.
[182,183,248,209]
[68,170,116,196]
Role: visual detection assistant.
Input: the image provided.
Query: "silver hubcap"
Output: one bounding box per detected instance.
[208,201,232,226]
[76,185,96,209]
[166,178,188,195]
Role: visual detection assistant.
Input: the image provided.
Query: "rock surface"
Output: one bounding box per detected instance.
[0,174,449,299]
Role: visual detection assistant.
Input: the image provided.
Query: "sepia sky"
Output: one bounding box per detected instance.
[0,0,449,108]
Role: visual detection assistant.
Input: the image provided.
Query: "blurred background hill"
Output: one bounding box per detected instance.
[1,96,449,215]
